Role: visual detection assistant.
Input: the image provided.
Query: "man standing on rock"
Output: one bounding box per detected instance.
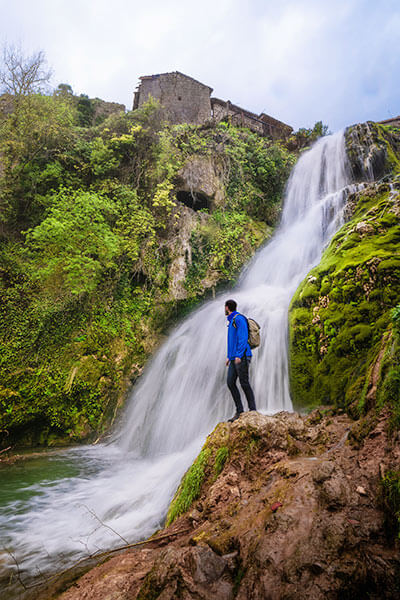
[225,299,256,422]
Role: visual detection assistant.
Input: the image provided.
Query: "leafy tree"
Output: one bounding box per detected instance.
[0,94,76,227]
[89,137,120,176]
[114,186,159,279]
[54,83,73,98]
[77,94,95,127]
[287,121,331,151]
[312,121,329,138]
[26,189,119,296]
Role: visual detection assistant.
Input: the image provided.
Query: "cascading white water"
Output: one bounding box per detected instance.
[113,130,351,455]
[0,130,354,586]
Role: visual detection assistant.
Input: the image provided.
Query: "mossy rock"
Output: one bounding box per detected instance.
[346,122,400,181]
[289,175,400,414]
[166,422,233,525]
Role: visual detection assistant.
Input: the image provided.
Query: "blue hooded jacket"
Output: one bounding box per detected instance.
[227,311,252,360]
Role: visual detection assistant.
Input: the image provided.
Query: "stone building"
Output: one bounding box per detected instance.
[211,97,292,140]
[133,71,213,125]
[133,71,293,138]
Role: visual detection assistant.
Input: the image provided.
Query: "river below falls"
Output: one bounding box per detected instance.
[0,438,205,590]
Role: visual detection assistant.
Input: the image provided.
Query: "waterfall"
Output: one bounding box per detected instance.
[0,130,354,585]
[113,129,351,454]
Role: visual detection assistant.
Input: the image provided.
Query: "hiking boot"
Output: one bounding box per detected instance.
[228,412,242,423]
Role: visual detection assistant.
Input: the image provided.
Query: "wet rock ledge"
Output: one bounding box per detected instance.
[49,411,399,599]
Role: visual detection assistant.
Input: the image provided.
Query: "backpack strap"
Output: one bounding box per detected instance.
[232,313,249,336]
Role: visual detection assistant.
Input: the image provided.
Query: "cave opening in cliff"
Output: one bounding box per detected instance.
[176,190,210,211]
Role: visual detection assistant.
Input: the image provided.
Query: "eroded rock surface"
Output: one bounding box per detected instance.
[53,411,399,600]
[176,156,225,210]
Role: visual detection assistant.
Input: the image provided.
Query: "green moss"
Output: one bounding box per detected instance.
[378,125,400,173]
[246,437,261,457]
[185,212,268,295]
[233,564,246,595]
[348,413,377,448]
[289,183,400,414]
[376,305,400,430]
[136,566,164,600]
[166,448,211,526]
[380,470,400,539]
[214,446,229,477]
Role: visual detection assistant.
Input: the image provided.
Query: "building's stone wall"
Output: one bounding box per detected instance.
[211,98,264,135]
[260,113,293,139]
[211,98,292,139]
[133,72,212,125]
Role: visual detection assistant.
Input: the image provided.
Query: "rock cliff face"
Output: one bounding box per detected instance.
[53,411,399,600]
[289,122,400,413]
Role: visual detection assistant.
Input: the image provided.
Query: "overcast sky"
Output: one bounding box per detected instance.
[1,0,399,131]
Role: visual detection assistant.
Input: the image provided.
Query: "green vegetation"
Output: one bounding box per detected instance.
[166,448,211,525]
[286,121,330,151]
[289,125,400,419]
[76,94,95,127]
[377,304,400,430]
[381,470,400,539]
[214,445,229,477]
[165,418,270,525]
[185,210,267,295]
[166,423,234,525]
[0,90,294,446]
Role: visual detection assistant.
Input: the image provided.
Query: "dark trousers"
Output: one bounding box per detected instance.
[227,355,256,413]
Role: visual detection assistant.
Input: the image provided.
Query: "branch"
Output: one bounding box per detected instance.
[3,548,27,590]
[4,526,191,592]
[80,504,130,545]
[0,43,52,96]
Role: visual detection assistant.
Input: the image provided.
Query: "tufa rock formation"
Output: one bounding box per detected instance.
[289,122,400,413]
